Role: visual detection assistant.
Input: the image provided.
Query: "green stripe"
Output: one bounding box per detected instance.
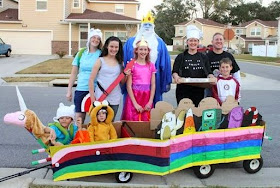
[53,161,169,179]
[170,146,261,170]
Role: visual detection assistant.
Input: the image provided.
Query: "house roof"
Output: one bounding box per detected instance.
[0,9,20,22]
[238,35,264,41]
[88,0,139,4]
[241,19,278,27]
[175,18,225,27]
[66,9,140,24]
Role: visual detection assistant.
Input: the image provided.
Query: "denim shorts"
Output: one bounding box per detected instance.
[74,90,89,112]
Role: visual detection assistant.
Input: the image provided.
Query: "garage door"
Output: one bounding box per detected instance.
[0,30,52,55]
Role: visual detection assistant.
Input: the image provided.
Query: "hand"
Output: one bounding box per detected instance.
[76,117,83,130]
[134,103,144,113]
[66,91,72,101]
[124,69,131,76]
[49,129,56,141]
[144,101,153,111]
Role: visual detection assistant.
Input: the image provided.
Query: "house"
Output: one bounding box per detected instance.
[231,19,278,53]
[172,18,225,51]
[0,0,141,55]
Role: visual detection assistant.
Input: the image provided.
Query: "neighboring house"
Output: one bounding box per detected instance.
[231,19,278,53]
[0,0,140,55]
[172,18,225,51]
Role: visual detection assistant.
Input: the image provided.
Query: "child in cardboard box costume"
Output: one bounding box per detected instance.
[87,100,117,142]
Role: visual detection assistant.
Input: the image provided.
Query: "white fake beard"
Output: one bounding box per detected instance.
[133,24,158,64]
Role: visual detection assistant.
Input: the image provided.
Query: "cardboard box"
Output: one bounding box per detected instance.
[178,77,216,88]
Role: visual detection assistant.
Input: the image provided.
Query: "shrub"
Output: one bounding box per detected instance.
[56,51,67,58]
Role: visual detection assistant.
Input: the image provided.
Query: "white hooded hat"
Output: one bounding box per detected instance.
[53,103,75,122]
[86,28,102,51]
[186,25,203,40]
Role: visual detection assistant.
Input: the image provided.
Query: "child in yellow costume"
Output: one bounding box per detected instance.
[88,100,117,142]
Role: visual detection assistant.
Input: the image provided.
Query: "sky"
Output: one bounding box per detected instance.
[137,0,278,19]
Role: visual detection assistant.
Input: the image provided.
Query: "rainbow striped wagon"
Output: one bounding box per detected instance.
[49,122,265,182]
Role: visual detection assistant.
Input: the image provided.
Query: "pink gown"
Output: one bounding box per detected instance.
[122,61,156,121]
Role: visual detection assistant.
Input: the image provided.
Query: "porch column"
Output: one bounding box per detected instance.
[277,17,280,56]
[68,22,72,56]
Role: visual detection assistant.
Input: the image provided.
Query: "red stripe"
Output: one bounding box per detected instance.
[56,144,170,164]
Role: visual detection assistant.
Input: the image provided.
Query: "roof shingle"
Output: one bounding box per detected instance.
[0,9,19,21]
[66,9,140,22]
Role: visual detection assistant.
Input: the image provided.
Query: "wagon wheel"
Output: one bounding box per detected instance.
[193,164,215,179]
[243,156,263,174]
[115,172,133,183]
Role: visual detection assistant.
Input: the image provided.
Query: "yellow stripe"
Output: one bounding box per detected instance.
[170,154,261,173]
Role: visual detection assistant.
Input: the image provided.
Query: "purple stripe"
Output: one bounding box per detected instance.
[170,133,263,153]
[132,84,151,91]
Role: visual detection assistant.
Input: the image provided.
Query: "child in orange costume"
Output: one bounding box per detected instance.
[87,100,117,142]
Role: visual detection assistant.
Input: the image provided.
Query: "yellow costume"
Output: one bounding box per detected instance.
[87,101,117,142]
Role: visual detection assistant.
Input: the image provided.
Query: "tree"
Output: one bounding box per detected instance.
[153,0,196,45]
[192,0,241,20]
[229,2,278,25]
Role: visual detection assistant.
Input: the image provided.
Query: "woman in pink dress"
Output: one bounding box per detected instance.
[121,38,156,121]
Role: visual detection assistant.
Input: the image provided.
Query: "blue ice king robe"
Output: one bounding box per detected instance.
[123,36,172,104]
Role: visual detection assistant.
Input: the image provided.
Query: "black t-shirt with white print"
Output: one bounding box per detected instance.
[206,51,240,77]
[172,51,212,78]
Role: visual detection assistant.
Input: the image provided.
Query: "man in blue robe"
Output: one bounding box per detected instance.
[123,11,172,104]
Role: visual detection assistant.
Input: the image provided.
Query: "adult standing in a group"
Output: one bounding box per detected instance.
[123,11,172,104]
[206,32,241,97]
[66,28,103,124]
[172,25,213,106]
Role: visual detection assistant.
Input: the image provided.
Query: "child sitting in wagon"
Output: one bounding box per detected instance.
[45,103,80,146]
[87,100,117,142]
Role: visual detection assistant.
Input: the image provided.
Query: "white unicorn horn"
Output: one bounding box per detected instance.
[16,86,27,111]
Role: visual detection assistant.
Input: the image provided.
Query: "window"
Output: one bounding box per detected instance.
[36,0,47,11]
[115,4,124,14]
[235,29,243,35]
[79,25,88,49]
[248,43,253,53]
[250,28,261,36]
[105,31,127,42]
[179,28,183,34]
[117,32,126,42]
[0,0,3,7]
[73,0,80,8]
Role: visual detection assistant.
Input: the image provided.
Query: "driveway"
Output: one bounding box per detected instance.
[0,54,56,84]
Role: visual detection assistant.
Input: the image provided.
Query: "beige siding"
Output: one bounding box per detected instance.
[71,0,83,13]
[65,0,71,18]
[19,0,79,41]
[0,0,18,12]
[175,26,185,37]
[246,23,264,38]
[87,3,137,18]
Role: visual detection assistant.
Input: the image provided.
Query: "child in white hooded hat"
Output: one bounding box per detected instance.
[66,28,103,125]
[45,103,80,146]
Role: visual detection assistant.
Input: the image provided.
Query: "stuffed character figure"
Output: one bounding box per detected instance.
[3,87,50,145]
[87,100,117,142]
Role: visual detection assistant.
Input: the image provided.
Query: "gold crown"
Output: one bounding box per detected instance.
[137,36,149,47]
[141,11,155,24]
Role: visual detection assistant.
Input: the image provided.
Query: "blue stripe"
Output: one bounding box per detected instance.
[170,139,262,162]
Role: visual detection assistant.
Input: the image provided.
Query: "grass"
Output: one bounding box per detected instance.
[2,77,69,82]
[16,58,73,74]
[233,54,280,64]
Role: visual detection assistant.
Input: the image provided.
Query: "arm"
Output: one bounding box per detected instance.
[87,125,95,142]
[145,73,156,111]
[212,84,222,105]
[126,74,143,113]
[233,70,241,86]
[109,123,118,139]
[172,53,183,84]
[88,59,101,103]
[66,66,78,102]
